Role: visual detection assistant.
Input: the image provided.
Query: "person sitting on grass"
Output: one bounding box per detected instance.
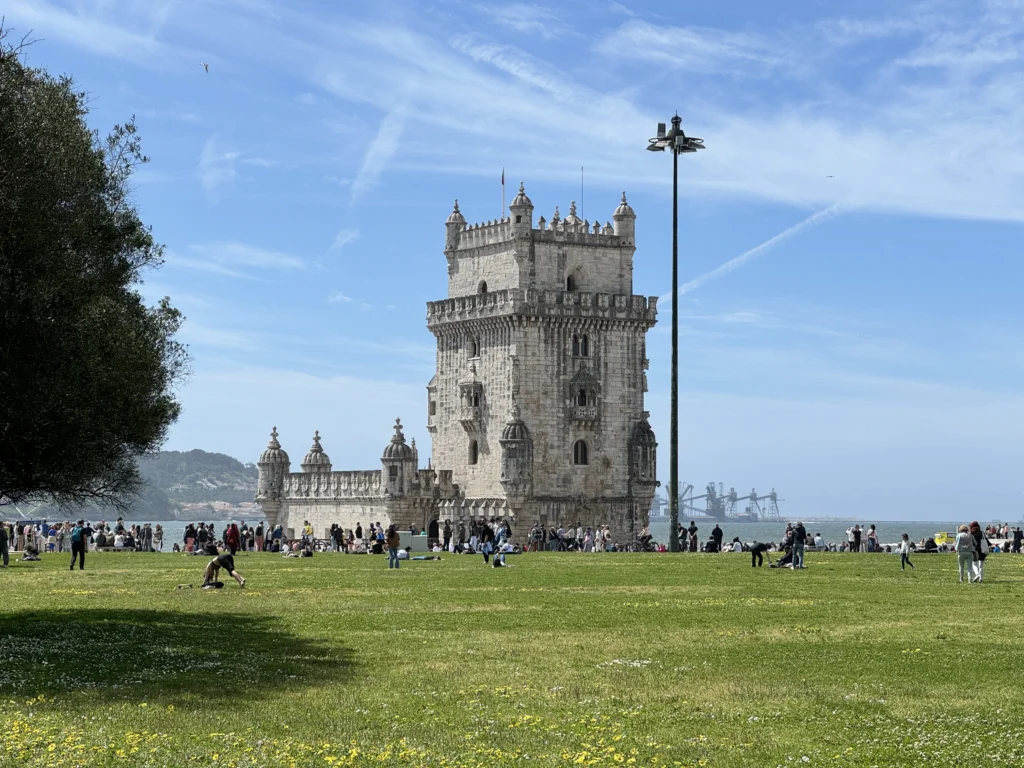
[397,546,411,561]
[203,552,246,588]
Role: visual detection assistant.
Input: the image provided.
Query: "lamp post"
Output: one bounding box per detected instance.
[647,114,704,553]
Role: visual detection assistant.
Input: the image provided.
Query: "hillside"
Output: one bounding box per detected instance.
[25,450,259,520]
[139,449,258,505]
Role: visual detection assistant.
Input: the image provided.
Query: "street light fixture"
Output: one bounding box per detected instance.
[647,113,704,553]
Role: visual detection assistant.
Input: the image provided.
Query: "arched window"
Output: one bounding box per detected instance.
[469,338,479,357]
[471,392,480,407]
[576,389,588,407]
[580,334,590,357]
[572,334,580,356]
[469,440,479,465]
[566,275,576,291]
[478,281,487,294]
[573,440,589,466]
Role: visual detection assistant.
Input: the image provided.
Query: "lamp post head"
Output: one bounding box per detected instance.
[648,114,704,153]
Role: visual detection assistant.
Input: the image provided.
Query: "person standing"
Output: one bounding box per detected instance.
[711,524,723,551]
[899,533,915,571]
[385,524,401,569]
[687,521,699,552]
[443,520,452,552]
[69,519,87,571]
[792,521,807,569]
[225,523,240,556]
[254,522,265,552]
[969,521,990,582]
[953,525,976,584]
[0,521,9,568]
[867,525,878,553]
[480,522,495,564]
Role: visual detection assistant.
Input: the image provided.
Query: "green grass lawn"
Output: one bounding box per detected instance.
[1,550,1022,767]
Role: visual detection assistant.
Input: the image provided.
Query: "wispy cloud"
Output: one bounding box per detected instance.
[327,292,352,304]
[663,203,846,302]
[595,19,788,73]
[330,229,360,252]
[476,4,568,41]
[351,106,406,202]
[197,135,240,203]
[171,242,304,280]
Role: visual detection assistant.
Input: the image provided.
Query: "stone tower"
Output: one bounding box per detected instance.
[427,184,659,538]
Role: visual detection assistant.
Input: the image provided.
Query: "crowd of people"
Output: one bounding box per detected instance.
[0,518,166,562]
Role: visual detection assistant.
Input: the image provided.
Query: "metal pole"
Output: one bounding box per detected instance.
[669,144,680,553]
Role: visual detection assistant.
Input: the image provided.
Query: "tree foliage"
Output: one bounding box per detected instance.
[0,33,190,509]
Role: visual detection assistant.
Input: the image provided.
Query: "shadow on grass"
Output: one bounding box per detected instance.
[0,609,353,706]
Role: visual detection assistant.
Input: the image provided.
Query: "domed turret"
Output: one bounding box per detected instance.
[256,426,292,513]
[500,404,533,509]
[381,418,416,496]
[629,413,657,483]
[259,426,290,465]
[445,199,466,257]
[613,191,635,219]
[301,430,332,472]
[382,418,414,461]
[509,182,534,237]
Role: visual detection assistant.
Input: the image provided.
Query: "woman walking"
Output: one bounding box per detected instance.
[899,533,915,571]
[225,523,241,556]
[385,524,401,569]
[154,525,164,552]
[953,525,976,584]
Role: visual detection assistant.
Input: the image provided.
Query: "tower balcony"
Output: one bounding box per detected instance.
[570,405,599,425]
[460,405,483,432]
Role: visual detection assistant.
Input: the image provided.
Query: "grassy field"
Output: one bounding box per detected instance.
[1,550,1022,768]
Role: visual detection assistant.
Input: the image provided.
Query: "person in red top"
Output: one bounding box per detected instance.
[225,523,241,555]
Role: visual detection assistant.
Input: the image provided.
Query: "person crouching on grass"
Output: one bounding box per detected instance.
[203,552,246,588]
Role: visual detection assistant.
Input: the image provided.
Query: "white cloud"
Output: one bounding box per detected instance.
[594,19,788,73]
[184,242,304,274]
[330,229,360,252]
[327,292,352,303]
[350,105,406,202]
[476,4,568,41]
[197,135,240,202]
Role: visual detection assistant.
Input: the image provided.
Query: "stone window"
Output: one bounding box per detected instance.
[566,275,576,291]
[389,466,398,479]
[515,215,522,223]
[429,400,437,416]
[478,280,487,294]
[573,440,589,466]
[469,440,479,465]
[575,389,588,407]
[469,338,479,358]
[572,333,590,357]
[471,391,480,407]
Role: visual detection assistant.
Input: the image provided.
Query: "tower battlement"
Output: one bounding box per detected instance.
[426,288,657,330]
[443,184,638,300]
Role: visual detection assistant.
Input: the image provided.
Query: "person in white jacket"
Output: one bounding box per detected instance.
[899,533,915,571]
[953,525,976,584]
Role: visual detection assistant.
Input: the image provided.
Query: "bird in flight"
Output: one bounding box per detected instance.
[825,175,834,178]
[201,63,209,73]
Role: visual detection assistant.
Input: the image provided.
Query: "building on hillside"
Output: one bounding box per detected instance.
[255,184,659,543]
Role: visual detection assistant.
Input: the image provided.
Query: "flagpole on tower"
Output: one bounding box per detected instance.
[501,167,505,219]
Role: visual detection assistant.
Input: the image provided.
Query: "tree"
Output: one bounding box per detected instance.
[0,33,190,510]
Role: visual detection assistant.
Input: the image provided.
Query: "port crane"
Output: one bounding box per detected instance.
[677,483,783,522]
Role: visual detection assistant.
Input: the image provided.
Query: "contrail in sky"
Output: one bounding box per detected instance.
[661,202,846,303]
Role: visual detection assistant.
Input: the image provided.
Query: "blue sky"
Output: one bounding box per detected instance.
[7,0,1024,521]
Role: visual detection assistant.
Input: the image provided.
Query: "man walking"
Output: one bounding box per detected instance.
[69,519,87,571]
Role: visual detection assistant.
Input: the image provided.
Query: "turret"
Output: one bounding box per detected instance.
[444,199,466,267]
[301,430,332,473]
[509,182,533,238]
[256,426,291,528]
[499,404,533,509]
[628,412,657,484]
[612,191,636,242]
[381,418,416,496]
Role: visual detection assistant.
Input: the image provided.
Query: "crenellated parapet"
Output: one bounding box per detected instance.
[427,288,658,331]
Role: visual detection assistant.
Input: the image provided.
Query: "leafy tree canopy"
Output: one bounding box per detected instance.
[0,33,190,510]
